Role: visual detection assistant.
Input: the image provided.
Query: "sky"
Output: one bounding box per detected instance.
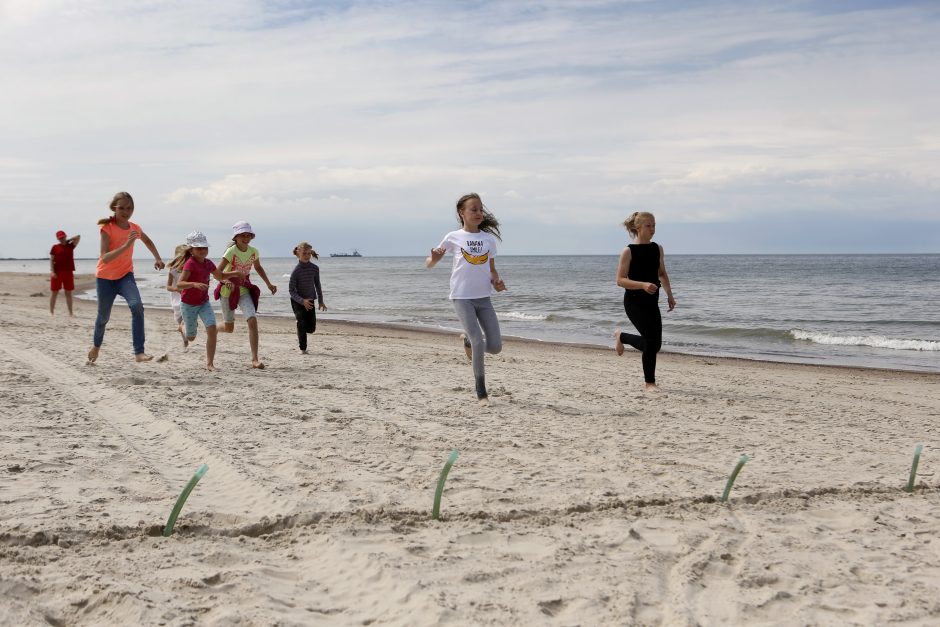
[2,0,938,257]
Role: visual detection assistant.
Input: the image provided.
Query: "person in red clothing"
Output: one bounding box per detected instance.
[50,230,81,316]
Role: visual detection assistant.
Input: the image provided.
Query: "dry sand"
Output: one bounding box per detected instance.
[1,271,939,626]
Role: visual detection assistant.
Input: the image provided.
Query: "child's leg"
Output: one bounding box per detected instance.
[247,317,262,367]
[475,298,502,355]
[453,299,488,399]
[206,325,218,370]
[239,294,263,368]
[64,290,74,316]
[180,303,199,342]
[116,273,148,358]
[220,297,235,333]
[200,303,218,370]
[49,289,58,314]
[91,277,120,356]
[290,301,307,351]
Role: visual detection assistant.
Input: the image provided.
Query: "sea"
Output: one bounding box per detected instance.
[3,254,938,373]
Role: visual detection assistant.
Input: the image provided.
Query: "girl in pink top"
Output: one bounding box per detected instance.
[87,192,165,364]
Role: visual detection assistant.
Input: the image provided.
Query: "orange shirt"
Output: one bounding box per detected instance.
[96,220,141,280]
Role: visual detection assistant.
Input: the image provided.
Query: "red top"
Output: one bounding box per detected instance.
[50,242,75,273]
[180,257,217,306]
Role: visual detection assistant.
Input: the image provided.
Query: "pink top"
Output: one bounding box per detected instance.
[96,220,141,280]
[180,257,217,306]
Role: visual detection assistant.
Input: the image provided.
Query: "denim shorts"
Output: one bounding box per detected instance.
[180,301,217,338]
[220,291,257,323]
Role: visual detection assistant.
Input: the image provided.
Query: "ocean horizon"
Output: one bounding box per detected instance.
[4,253,938,374]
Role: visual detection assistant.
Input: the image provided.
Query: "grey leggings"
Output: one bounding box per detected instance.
[453,296,502,382]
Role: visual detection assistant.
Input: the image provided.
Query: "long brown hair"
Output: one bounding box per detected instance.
[456,193,502,241]
[97,191,134,225]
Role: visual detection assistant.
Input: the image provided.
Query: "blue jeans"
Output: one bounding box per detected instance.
[93,273,146,354]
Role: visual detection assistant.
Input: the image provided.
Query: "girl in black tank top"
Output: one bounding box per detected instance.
[613,212,676,390]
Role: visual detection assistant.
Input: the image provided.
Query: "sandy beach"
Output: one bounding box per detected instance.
[1,271,939,625]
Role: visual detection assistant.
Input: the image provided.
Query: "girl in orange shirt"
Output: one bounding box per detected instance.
[87,192,165,364]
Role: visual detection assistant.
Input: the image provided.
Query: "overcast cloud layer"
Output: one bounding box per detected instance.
[2,0,938,256]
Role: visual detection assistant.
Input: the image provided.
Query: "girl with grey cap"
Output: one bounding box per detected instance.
[175,231,244,371]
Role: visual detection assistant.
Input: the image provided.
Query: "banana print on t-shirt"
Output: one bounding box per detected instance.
[460,248,489,265]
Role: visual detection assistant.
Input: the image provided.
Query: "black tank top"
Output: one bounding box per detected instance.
[625,242,660,302]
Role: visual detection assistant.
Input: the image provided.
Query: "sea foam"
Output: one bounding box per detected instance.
[790,330,940,351]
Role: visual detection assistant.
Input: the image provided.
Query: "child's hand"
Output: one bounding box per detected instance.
[154,260,165,270]
[302,298,314,311]
[269,284,278,295]
[193,283,209,292]
[430,247,445,262]
[319,302,328,312]
[492,277,506,292]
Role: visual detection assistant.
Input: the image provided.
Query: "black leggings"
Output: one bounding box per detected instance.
[620,295,662,383]
[291,300,317,350]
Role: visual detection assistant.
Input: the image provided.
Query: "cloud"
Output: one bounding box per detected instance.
[1,1,938,256]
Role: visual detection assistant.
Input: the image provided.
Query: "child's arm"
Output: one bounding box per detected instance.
[425,247,446,268]
[615,247,657,293]
[68,235,81,247]
[658,244,676,311]
[315,271,326,310]
[176,269,207,292]
[50,251,56,278]
[253,260,277,294]
[211,268,243,282]
[166,273,178,292]
[99,229,135,264]
[489,258,506,292]
[139,231,165,270]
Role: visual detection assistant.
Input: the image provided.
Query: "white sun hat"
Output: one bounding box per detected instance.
[232,221,254,236]
[185,231,210,248]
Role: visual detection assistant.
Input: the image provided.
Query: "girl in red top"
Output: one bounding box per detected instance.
[87,192,165,364]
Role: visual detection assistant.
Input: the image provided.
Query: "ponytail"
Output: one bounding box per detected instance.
[623,211,654,238]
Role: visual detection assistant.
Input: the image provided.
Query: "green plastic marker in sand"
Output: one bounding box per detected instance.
[905,444,923,493]
[432,449,460,521]
[721,455,750,503]
[163,463,209,537]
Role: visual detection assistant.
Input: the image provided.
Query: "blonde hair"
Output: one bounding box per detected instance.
[456,193,502,241]
[623,211,655,238]
[97,191,134,226]
[168,244,192,271]
[293,242,319,259]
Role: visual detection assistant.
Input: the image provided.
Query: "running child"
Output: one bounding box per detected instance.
[215,221,278,369]
[613,211,676,390]
[288,242,327,354]
[88,191,165,364]
[176,231,243,371]
[50,230,81,316]
[166,243,191,347]
[426,193,506,404]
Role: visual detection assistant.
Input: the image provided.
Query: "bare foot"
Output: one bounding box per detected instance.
[87,346,99,364]
[207,364,216,372]
[459,334,472,361]
[298,348,308,355]
[613,329,624,356]
[156,352,169,363]
[645,383,659,391]
[178,324,189,348]
[478,396,490,406]
[135,353,154,362]
[252,360,265,369]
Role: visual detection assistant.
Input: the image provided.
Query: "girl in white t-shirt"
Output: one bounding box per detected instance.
[166,244,190,347]
[426,193,506,404]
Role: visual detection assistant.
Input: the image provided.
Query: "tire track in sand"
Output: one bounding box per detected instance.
[0,333,294,519]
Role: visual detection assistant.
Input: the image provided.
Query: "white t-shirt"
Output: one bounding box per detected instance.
[168,268,181,310]
[438,229,498,299]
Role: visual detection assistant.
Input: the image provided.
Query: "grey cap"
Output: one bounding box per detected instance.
[185,230,210,248]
